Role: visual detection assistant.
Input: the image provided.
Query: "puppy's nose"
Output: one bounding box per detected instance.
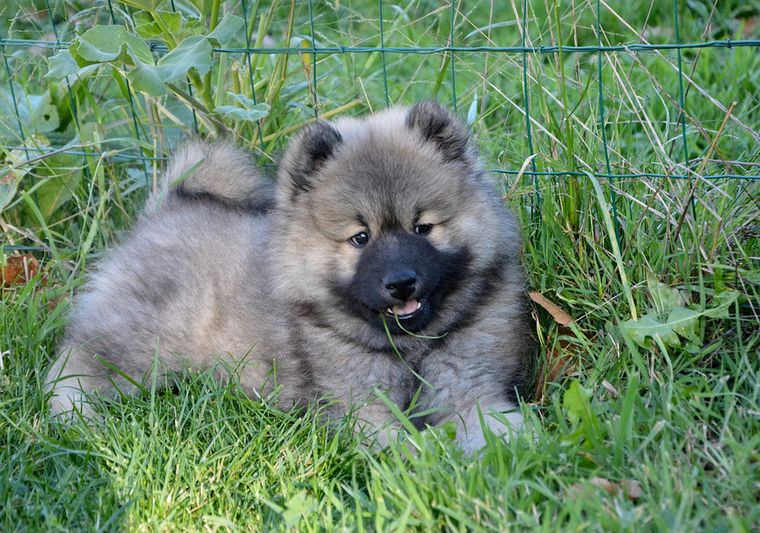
[383,270,417,301]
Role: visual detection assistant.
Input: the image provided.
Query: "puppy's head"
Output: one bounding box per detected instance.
[272,102,520,346]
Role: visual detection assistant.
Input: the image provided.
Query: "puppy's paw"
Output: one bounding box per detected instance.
[455,407,524,454]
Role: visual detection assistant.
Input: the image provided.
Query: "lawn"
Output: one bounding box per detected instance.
[1,0,758,530]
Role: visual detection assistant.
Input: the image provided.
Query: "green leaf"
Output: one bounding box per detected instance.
[22,152,83,222]
[117,0,158,9]
[73,25,154,66]
[46,49,79,79]
[226,92,257,107]
[666,307,701,344]
[0,170,20,212]
[134,10,183,39]
[134,18,162,40]
[18,149,82,223]
[562,380,601,447]
[280,491,318,528]
[27,94,59,136]
[128,61,167,96]
[217,105,269,122]
[621,312,683,348]
[64,18,235,98]
[155,10,183,34]
[217,94,269,122]
[620,291,739,350]
[207,14,245,46]
[703,290,739,318]
[0,87,59,142]
[110,67,132,100]
[647,277,687,315]
[158,35,213,79]
[129,35,212,96]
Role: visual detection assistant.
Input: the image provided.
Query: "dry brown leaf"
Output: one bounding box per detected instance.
[529,291,574,326]
[46,293,68,312]
[533,337,576,400]
[590,477,618,494]
[742,16,758,38]
[620,479,643,500]
[602,380,620,399]
[1,254,40,287]
[529,293,583,401]
[532,320,579,401]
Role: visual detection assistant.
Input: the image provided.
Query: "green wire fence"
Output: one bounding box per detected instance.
[0,0,758,250]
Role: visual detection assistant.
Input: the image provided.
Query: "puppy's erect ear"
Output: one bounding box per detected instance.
[405,101,471,162]
[278,121,343,198]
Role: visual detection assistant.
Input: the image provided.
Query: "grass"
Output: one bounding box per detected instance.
[1,0,759,530]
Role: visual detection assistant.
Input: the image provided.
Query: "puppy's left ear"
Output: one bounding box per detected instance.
[405,101,472,162]
[278,121,343,199]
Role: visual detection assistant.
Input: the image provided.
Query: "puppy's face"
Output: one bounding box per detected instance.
[341,227,468,334]
[272,102,516,342]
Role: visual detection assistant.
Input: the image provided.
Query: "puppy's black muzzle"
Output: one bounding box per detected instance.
[355,232,440,310]
[330,231,471,335]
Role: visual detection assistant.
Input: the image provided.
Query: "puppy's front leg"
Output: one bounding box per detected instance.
[446,399,523,452]
[419,352,526,453]
[353,401,404,449]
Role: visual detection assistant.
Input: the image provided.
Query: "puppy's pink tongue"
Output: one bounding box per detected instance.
[392,299,420,316]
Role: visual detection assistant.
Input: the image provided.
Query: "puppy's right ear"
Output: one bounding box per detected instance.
[277,121,342,199]
[405,101,471,163]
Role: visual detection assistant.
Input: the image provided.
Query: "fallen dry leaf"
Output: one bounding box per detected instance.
[1,254,40,287]
[529,291,574,326]
[591,477,618,493]
[530,292,579,400]
[602,380,620,399]
[46,293,68,313]
[742,16,757,38]
[533,333,576,401]
[620,479,643,500]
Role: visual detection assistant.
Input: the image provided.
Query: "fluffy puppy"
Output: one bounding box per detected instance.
[48,102,534,451]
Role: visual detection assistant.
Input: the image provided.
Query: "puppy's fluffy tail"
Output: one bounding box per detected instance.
[152,140,274,213]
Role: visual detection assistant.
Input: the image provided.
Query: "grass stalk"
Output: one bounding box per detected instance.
[585,171,637,320]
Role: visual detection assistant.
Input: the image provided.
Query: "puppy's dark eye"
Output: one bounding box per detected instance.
[349,231,370,247]
[414,224,433,236]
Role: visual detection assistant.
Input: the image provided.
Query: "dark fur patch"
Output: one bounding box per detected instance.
[429,252,507,344]
[289,323,320,395]
[294,302,391,354]
[501,302,536,403]
[282,121,343,199]
[174,186,275,214]
[424,246,473,327]
[405,101,470,162]
[126,275,179,310]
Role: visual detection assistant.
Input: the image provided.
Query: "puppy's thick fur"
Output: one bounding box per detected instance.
[48,102,533,451]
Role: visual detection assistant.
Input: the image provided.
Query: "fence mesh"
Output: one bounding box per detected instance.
[1,0,758,253]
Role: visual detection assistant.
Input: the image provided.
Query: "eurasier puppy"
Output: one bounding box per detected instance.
[48,102,533,451]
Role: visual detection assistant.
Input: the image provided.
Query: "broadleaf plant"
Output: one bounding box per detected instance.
[620,279,738,351]
[47,12,243,98]
[217,93,270,123]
